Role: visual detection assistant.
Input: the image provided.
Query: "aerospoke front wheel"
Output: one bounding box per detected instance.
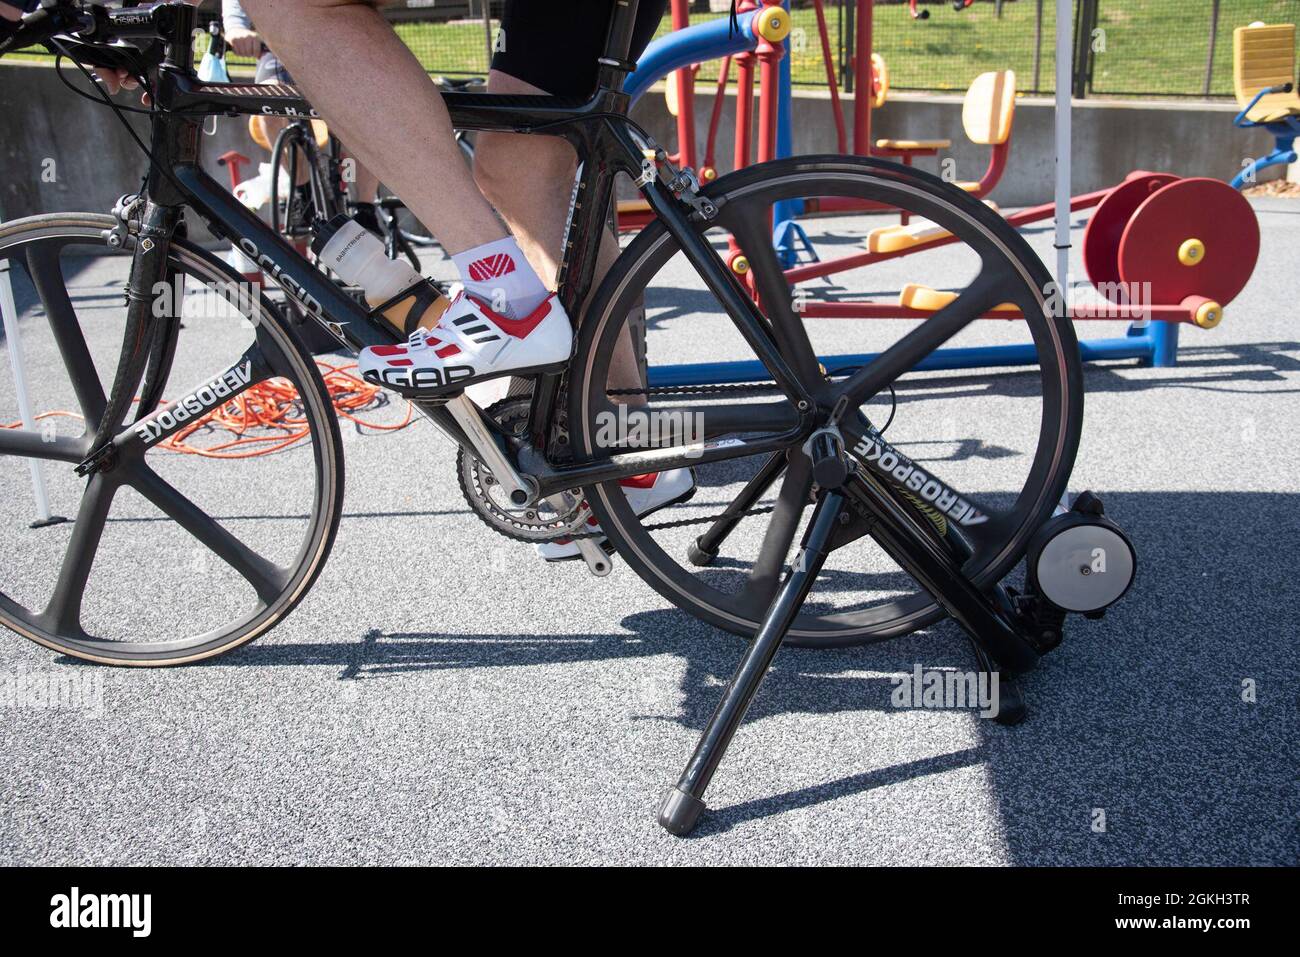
[0,214,344,665]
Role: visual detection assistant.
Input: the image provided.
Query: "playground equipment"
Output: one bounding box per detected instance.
[873,69,1015,202]
[622,0,1261,380]
[1231,21,1299,190]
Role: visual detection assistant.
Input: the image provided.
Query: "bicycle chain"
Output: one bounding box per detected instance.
[461,383,788,544]
[606,380,782,399]
[568,379,785,540]
[567,503,778,540]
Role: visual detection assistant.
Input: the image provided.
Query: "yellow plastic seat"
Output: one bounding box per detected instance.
[248,116,331,151]
[1234,23,1300,123]
[899,283,1018,314]
[617,199,653,215]
[875,138,952,151]
[865,201,999,253]
[962,70,1017,146]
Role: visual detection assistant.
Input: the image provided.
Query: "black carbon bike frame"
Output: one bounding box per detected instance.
[61,1,819,493]
[35,0,1047,676]
[7,0,1105,830]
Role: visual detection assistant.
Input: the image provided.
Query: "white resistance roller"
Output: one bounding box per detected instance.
[1027,498,1136,614]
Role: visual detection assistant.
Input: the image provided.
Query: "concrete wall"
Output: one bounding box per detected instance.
[0,61,262,243]
[1,60,1284,238]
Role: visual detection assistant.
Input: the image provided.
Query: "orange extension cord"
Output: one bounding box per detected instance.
[1,361,414,458]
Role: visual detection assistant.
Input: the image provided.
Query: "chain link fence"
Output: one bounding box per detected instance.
[14,0,1299,99]
[803,0,1300,97]
[375,0,1299,99]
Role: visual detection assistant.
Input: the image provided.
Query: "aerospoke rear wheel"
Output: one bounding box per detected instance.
[0,214,344,665]
[572,156,1082,647]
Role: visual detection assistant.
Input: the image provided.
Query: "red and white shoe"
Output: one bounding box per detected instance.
[358,291,572,396]
[535,468,697,562]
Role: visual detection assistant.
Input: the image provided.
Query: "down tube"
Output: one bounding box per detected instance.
[171,164,389,353]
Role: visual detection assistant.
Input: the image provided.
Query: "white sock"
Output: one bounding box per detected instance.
[452,236,549,319]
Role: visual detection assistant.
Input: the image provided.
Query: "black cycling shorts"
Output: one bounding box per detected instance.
[491,0,669,97]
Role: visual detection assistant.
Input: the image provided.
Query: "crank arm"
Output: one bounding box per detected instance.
[544,489,614,577]
[573,536,614,577]
[443,394,537,506]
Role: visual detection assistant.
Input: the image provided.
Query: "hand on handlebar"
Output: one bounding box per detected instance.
[225,25,259,59]
[95,64,146,101]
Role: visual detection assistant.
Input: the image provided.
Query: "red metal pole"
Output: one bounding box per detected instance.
[670,0,697,170]
[852,0,873,156]
[813,0,847,154]
[756,7,782,164]
[703,55,732,178]
[734,53,754,170]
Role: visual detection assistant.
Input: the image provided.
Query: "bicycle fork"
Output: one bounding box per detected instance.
[76,200,182,477]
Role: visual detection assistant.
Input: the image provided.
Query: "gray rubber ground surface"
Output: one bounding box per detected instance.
[0,196,1296,865]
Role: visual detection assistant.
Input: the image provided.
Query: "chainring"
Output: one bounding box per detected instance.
[455,397,594,543]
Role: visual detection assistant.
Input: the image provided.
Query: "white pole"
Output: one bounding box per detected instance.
[0,256,54,524]
[1054,0,1073,513]
[1054,0,1072,303]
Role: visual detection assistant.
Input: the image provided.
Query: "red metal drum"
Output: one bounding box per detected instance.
[1118,177,1260,307]
[1082,172,1179,303]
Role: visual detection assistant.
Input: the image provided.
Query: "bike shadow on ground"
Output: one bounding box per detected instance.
[189,486,1298,857]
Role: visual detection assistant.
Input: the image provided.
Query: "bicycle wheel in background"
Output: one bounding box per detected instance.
[0,214,345,665]
[269,123,320,241]
[571,156,1083,648]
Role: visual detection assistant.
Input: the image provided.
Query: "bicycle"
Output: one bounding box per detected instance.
[0,0,1134,835]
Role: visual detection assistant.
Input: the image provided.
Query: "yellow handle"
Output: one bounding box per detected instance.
[755,5,791,43]
[1193,300,1223,329]
[1178,238,1205,266]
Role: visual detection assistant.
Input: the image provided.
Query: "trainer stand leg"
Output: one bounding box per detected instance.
[659,489,846,836]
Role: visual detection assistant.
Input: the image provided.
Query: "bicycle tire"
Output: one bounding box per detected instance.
[570,156,1083,648]
[0,213,345,665]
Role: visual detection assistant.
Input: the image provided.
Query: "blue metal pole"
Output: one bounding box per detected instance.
[648,335,1162,387]
[1146,320,1180,367]
[626,10,760,102]
[772,1,803,264]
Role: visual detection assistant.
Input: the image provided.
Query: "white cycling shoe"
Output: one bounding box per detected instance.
[358,291,572,396]
[536,468,697,562]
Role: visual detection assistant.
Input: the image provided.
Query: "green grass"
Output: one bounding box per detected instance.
[384,1,1300,97]
[19,0,1300,99]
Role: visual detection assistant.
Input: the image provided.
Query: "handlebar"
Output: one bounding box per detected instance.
[0,0,179,72]
[0,0,96,54]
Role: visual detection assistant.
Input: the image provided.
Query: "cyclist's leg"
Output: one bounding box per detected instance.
[474,0,668,384]
[474,72,637,391]
[243,0,568,391]
[473,1,682,560]
[239,0,502,255]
